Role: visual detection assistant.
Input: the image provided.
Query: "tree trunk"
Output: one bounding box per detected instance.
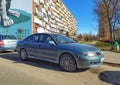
[108,19,113,44]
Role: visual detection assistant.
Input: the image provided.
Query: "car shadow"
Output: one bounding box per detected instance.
[99,71,120,85]
[0,52,88,72]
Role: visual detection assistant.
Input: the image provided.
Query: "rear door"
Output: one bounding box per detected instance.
[24,34,40,56]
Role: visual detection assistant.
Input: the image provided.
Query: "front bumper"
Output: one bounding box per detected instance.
[76,56,104,68]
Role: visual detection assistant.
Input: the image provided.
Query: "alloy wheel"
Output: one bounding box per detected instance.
[60,54,77,72]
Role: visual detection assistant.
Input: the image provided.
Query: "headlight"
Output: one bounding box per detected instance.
[84,52,96,57]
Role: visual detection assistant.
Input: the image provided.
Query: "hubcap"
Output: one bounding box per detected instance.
[61,55,75,71]
[21,50,27,59]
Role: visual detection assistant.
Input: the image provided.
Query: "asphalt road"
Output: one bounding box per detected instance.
[0,51,120,85]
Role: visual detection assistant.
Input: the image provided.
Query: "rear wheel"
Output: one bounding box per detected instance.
[20,49,28,61]
[59,54,77,72]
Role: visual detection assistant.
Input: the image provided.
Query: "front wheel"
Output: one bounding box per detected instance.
[59,54,77,72]
[19,49,28,61]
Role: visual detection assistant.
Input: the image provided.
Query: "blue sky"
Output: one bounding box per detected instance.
[62,0,98,35]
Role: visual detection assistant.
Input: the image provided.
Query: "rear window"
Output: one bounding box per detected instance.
[2,35,17,40]
[0,35,2,40]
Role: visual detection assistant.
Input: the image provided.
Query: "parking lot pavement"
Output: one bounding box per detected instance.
[0,51,120,85]
[103,51,120,65]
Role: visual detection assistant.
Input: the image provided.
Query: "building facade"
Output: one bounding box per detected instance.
[32,0,77,38]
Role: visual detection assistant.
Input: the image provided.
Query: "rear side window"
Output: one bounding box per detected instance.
[26,34,39,42]
[2,35,17,40]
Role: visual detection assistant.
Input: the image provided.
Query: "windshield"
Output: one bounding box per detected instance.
[51,34,75,44]
[2,35,17,40]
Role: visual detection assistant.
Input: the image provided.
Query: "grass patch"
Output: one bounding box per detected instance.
[79,40,94,44]
[95,41,112,50]
[112,50,120,53]
[79,41,120,53]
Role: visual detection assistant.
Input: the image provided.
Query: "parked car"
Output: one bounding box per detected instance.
[0,35,18,52]
[16,33,104,72]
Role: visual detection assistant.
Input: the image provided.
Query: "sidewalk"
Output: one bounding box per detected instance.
[103,51,120,65]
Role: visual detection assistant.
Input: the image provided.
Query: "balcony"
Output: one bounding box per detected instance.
[49,0,54,5]
[55,2,60,7]
[34,0,39,4]
[46,24,50,30]
[49,18,55,23]
[51,6,55,11]
[36,8,44,18]
[34,16,40,24]
[42,8,47,14]
[44,29,50,33]
[39,0,44,4]
[56,17,62,23]
[51,15,55,19]
[37,27,45,33]
[46,2,49,7]
[50,28,57,32]
[34,16,45,26]
[51,23,56,28]
[44,17,48,23]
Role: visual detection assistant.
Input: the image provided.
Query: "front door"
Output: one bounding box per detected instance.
[36,34,59,61]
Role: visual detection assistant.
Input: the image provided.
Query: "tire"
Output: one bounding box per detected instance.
[59,54,77,72]
[19,49,28,61]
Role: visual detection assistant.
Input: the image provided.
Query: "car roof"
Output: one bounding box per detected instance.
[33,33,63,36]
[0,34,16,36]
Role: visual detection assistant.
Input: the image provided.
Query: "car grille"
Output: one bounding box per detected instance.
[90,61,100,65]
[96,52,101,56]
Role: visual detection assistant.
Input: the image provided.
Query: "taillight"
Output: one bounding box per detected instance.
[0,40,4,46]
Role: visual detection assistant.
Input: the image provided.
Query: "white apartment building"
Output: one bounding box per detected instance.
[32,0,76,38]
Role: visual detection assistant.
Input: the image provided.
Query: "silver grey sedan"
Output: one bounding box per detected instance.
[0,35,18,52]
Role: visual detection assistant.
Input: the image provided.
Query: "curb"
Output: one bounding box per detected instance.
[103,62,120,67]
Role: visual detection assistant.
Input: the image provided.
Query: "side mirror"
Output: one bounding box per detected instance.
[48,40,56,46]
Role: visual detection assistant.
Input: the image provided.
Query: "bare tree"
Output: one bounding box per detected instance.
[94,0,120,43]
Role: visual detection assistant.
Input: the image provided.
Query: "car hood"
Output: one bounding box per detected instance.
[58,43,99,52]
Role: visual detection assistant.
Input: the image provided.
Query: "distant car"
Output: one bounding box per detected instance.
[16,33,104,72]
[0,35,18,52]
